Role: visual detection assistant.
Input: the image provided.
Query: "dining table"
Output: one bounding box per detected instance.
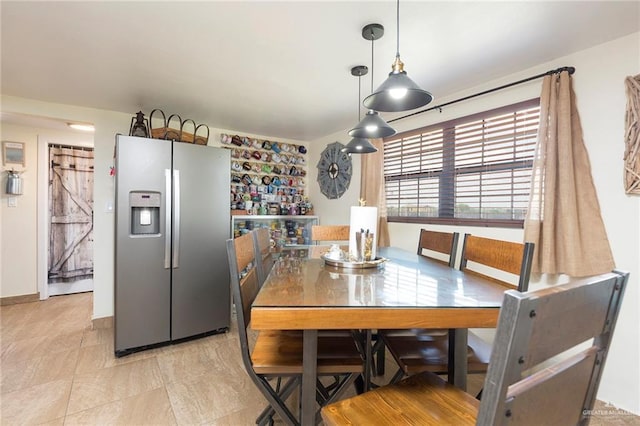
[251,246,509,425]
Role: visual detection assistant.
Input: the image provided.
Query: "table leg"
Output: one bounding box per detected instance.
[302,329,318,425]
[364,330,372,392]
[448,328,468,391]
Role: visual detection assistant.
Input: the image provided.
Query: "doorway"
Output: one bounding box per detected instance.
[47,144,94,296]
[37,131,94,300]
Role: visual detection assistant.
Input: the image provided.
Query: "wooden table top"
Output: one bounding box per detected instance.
[251,247,508,330]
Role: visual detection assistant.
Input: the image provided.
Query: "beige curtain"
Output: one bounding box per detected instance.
[524,71,615,277]
[360,138,390,247]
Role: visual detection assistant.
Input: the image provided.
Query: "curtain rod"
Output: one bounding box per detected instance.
[388,66,575,123]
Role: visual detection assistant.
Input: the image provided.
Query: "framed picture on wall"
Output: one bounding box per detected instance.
[2,141,25,167]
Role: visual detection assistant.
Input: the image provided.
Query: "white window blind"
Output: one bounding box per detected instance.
[384,99,540,227]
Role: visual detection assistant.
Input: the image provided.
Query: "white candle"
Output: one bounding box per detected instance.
[349,206,378,260]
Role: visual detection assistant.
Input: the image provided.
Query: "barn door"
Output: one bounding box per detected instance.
[48,144,94,295]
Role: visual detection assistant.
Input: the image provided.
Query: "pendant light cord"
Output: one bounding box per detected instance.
[370,35,375,94]
[358,74,362,120]
[395,0,400,57]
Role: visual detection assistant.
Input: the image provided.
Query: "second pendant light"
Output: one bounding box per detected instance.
[348,23,395,140]
[343,66,378,154]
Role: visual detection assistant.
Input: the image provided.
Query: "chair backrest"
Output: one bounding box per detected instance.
[226,233,260,371]
[477,270,629,426]
[311,225,350,243]
[252,228,274,287]
[416,229,460,268]
[459,234,534,291]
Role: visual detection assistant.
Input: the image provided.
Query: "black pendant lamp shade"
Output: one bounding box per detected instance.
[343,137,378,154]
[348,110,395,138]
[363,0,433,112]
[343,65,378,154]
[363,58,433,112]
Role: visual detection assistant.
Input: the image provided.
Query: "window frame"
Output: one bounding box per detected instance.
[384,98,540,229]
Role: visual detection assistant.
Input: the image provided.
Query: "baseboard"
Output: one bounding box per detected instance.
[0,292,40,306]
[92,316,114,330]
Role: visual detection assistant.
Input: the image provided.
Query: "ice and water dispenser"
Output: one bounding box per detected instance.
[129,192,161,235]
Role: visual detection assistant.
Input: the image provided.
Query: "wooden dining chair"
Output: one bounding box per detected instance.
[460,234,535,292]
[226,233,364,425]
[252,227,275,287]
[322,270,629,426]
[308,224,351,261]
[311,225,350,243]
[416,228,460,267]
[377,229,460,371]
[381,234,535,384]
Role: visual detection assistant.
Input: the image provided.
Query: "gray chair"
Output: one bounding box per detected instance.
[226,232,363,425]
[322,270,629,425]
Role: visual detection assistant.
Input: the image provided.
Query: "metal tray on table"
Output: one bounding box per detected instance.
[321,254,388,269]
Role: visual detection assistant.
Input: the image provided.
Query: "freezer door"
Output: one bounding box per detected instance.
[171,143,231,340]
[115,135,172,353]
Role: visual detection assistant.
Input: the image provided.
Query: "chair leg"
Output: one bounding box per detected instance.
[256,377,299,425]
[351,330,367,357]
[255,376,300,426]
[351,330,374,392]
[316,379,330,404]
[314,373,360,425]
[257,411,274,426]
[354,374,365,395]
[390,367,406,384]
[376,347,385,375]
[372,336,386,376]
[322,375,341,393]
[323,373,359,405]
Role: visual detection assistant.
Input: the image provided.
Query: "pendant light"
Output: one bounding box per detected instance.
[349,23,395,139]
[363,0,433,112]
[343,66,378,154]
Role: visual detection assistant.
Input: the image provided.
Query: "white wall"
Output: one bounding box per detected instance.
[1,123,39,297]
[568,33,640,416]
[311,32,640,414]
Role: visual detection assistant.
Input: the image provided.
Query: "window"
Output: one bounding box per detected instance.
[384,99,540,228]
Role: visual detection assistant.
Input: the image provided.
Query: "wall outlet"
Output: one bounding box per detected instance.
[8,197,17,207]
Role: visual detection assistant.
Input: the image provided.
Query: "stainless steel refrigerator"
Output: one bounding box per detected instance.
[114,135,230,356]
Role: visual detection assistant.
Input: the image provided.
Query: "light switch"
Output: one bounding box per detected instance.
[105,200,114,213]
[8,197,17,207]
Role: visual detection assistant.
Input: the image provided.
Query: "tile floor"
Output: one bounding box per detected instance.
[1,292,638,425]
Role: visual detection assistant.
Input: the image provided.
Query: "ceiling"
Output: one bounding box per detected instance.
[2,1,638,142]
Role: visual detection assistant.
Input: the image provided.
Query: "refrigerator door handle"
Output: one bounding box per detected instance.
[164,169,171,269]
[173,169,180,269]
